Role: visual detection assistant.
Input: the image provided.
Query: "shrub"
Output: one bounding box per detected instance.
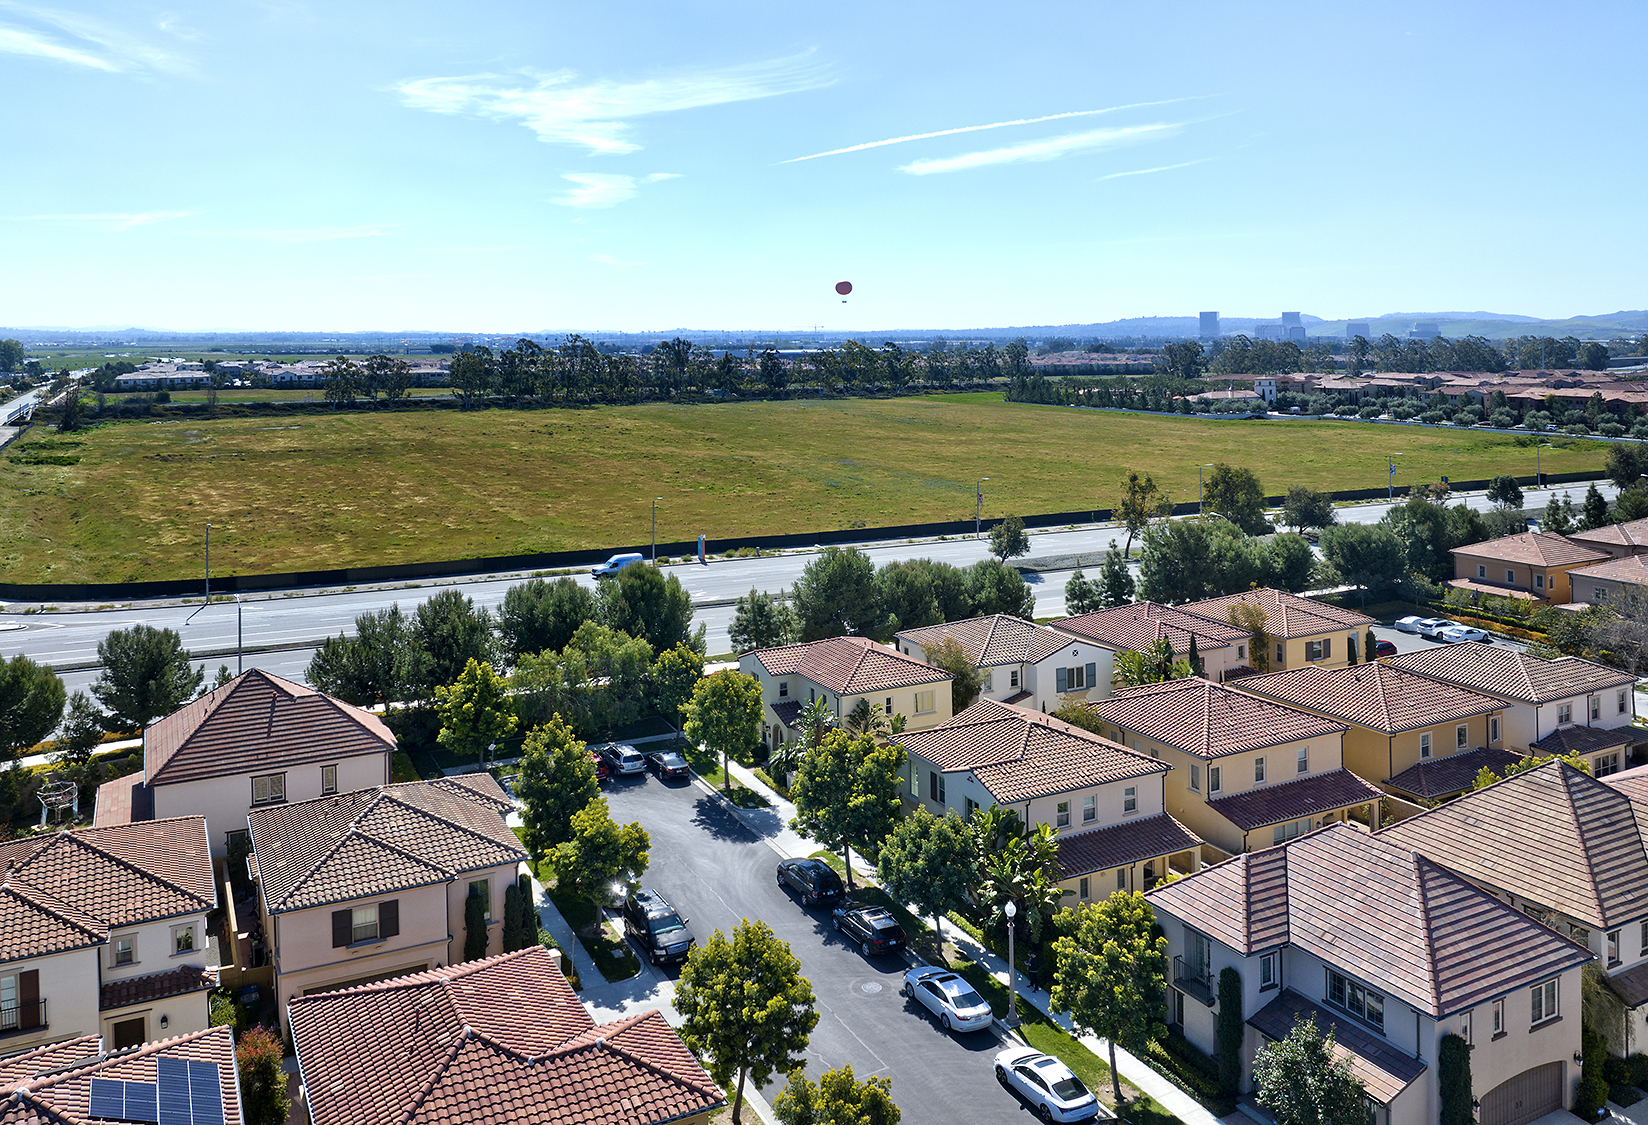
[1628,1053,1648,1088]
[1605,1053,1631,1086]
[1419,410,1447,424]
[1576,1074,1610,1119]
[1600,422,1627,438]
[1216,968,1243,1097]
[154,390,171,403]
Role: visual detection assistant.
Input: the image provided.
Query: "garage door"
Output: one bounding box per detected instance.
[1480,1061,1563,1125]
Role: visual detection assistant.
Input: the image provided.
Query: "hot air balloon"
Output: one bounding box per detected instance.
[835,280,852,302]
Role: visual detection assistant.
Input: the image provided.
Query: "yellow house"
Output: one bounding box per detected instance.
[1447,531,1609,604]
[1180,587,1377,671]
[1238,662,1511,804]
[1050,601,1255,685]
[1094,678,1380,861]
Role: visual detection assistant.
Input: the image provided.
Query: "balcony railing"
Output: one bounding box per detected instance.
[1172,955,1215,1007]
[0,1001,47,1035]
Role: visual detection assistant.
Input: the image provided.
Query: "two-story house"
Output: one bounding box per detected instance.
[739,635,954,754]
[1149,822,1590,1125]
[0,818,217,1052]
[1381,760,1648,1056]
[1385,642,1640,774]
[1565,516,1648,559]
[896,699,1202,899]
[1180,587,1377,670]
[1238,663,1514,804]
[893,614,1085,712]
[1049,602,1254,686]
[94,668,396,856]
[247,775,525,1021]
[0,1024,243,1124]
[1568,553,1648,606]
[1094,678,1381,860]
[1447,531,1609,604]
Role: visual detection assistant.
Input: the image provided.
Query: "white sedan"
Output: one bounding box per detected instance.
[900,966,994,1033]
[994,1046,1101,1122]
[1395,615,1427,633]
[1439,625,1490,644]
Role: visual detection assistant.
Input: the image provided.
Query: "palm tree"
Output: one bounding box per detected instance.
[844,698,907,743]
[770,698,834,787]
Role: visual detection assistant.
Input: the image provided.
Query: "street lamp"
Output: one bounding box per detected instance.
[1198,464,1213,515]
[1537,443,1553,489]
[1388,452,1404,501]
[651,497,662,562]
[976,478,990,539]
[1003,899,1020,1029]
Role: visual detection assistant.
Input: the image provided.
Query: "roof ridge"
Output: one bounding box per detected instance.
[598,1021,724,1101]
[398,1024,467,1125]
[375,790,522,865]
[1410,850,1443,1013]
[44,833,209,913]
[1558,764,1620,927]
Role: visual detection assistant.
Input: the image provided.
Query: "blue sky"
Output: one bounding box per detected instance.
[2,0,1643,333]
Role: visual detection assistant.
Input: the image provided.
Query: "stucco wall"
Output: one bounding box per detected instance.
[270,882,451,1017]
[0,946,103,1048]
[153,751,389,855]
[1341,713,1500,794]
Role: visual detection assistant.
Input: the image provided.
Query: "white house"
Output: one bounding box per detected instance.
[893,614,1101,712]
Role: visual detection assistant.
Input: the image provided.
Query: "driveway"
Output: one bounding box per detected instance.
[600,770,1038,1125]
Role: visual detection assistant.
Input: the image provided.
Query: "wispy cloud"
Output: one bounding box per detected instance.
[396,53,830,155]
[783,98,1203,164]
[12,211,193,229]
[0,2,190,74]
[591,253,647,267]
[552,172,680,208]
[1097,158,1211,181]
[0,24,112,69]
[899,123,1182,176]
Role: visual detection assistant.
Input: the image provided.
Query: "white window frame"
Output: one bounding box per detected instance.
[113,934,135,966]
[1260,953,1276,989]
[1255,756,1266,782]
[1420,732,1432,759]
[351,904,379,944]
[981,670,994,693]
[1558,702,1573,725]
[1490,716,1500,743]
[171,924,195,956]
[1597,587,1609,602]
[1237,644,1246,660]
[1461,1009,1472,1045]
[1590,695,1602,721]
[1493,998,1504,1035]
[1123,786,1137,813]
[469,879,491,922]
[1506,568,1516,584]
[914,690,935,714]
[1597,753,1621,778]
[1056,801,1070,828]
[251,772,286,806]
[1116,868,1127,891]
[1083,795,1096,823]
[1189,764,1201,792]
[1326,969,1385,1030]
[1079,877,1089,900]
[1010,669,1020,688]
[1209,766,1222,794]
[778,680,788,697]
[1619,689,1629,715]
[321,764,338,796]
[1297,746,1309,774]
[1456,724,1468,749]
[1530,978,1558,1025]
[1608,929,1621,966]
[1535,572,1545,589]
[1477,564,1487,579]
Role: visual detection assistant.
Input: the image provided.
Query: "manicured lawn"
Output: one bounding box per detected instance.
[549,888,641,981]
[679,743,769,806]
[0,399,1608,582]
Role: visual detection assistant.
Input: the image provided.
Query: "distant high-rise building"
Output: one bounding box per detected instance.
[1410,321,1441,340]
[1255,323,1284,341]
[1287,326,1306,342]
[1199,311,1220,338]
[1281,312,1302,330]
[1346,321,1371,340]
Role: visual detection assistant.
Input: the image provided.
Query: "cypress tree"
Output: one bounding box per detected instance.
[1438,1033,1472,1125]
[1216,967,1243,1098]
[463,889,489,962]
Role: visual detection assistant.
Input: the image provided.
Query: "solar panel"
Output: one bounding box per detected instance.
[88,1078,159,1124]
[188,1061,223,1125]
[156,1058,190,1125]
[127,1082,159,1124]
[152,1057,222,1125]
[87,1078,126,1120]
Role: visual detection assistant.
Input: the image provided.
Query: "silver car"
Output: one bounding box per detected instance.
[901,966,994,1033]
[994,1046,1099,1122]
[595,742,645,775]
[1416,617,1457,639]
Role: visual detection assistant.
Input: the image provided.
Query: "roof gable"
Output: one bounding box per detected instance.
[1052,602,1250,654]
[1240,663,1502,733]
[1179,587,1375,639]
[1571,517,1648,551]
[896,615,1070,666]
[1384,641,1636,703]
[1450,530,1609,567]
[753,636,951,695]
[1098,678,1346,758]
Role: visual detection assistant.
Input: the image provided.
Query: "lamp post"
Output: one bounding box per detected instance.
[976,477,990,539]
[651,497,662,562]
[1198,464,1213,515]
[1003,899,1020,1029]
[1388,452,1404,501]
[1537,443,1552,489]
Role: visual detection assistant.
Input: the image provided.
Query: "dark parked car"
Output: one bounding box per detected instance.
[646,749,691,782]
[1374,639,1398,659]
[832,904,906,956]
[622,888,696,966]
[776,858,844,907]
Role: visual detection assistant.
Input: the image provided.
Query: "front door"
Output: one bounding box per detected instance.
[111,1017,145,1050]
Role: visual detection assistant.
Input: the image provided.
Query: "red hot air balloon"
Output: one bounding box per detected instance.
[835,281,852,296]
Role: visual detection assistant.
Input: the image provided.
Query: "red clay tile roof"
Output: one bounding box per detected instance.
[0,1025,242,1125]
[898,699,1165,803]
[1180,588,1375,639]
[1384,747,1524,801]
[1248,991,1426,1104]
[0,879,106,965]
[1055,814,1203,878]
[1149,822,1590,1016]
[289,946,723,1125]
[1205,769,1381,832]
[1450,530,1609,567]
[249,777,526,913]
[100,963,217,1011]
[1240,663,1502,734]
[1570,517,1648,552]
[753,636,952,695]
[896,614,1069,666]
[1052,602,1250,654]
[145,668,395,786]
[91,772,153,827]
[1097,678,1346,759]
[1378,760,1648,930]
[1569,553,1648,586]
[1385,641,1637,702]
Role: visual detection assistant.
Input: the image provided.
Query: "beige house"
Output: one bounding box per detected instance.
[248,775,524,1022]
[1386,642,1640,774]
[1568,516,1648,558]
[895,614,1109,711]
[0,1025,243,1125]
[1095,678,1380,860]
[739,635,954,752]
[1050,602,1254,685]
[1447,531,1609,604]
[1180,587,1377,670]
[1239,663,1509,804]
[95,668,396,856]
[0,819,217,1053]
[1568,553,1648,605]
[896,699,1201,899]
[1149,823,1590,1125]
[289,947,724,1125]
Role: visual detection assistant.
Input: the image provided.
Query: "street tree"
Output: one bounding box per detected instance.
[320,356,362,406]
[1543,491,1576,535]
[1281,486,1336,532]
[1115,470,1174,557]
[557,623,654,738]
[1050,892,1168,1105]
[1251,1014,1368,1125]
[988,514,1031,562]
[730,587,798,652]
[773,1065,899,1125]
[0,655,66,756]
[1319,524,1405,603]
[1203,463,1269,533]
[1064,569,1101,614]
[434,658,517,764]
[51,691,106,766]
[0,339,23,372]
[876,808,976,957]
[874,560,944,637]
[91,625,203,730]
[1486,475,1524,510]
[515,716,597,860]
[554,795,649,898]
[683,670,764,792]
[1138,518,1273,603]
[921,638,982,712]
[651,643,703,739]
[964,559,1035,619]
[1581,481,1610,530]
[793,547,882,640]
[790,730,905,888]
[677,922,818,1125]
[413,588,495,695]
[599,563,702,653]
[306,604,417,705]
[498,577,596,664]
[363,354,413,403]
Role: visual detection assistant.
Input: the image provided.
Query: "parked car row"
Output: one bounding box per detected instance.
[1395,616,1491,644]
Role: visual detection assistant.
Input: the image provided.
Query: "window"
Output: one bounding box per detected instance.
[172,925,194,955]
[1477,564,1487,579]
[1010,669,1020,688]
[1056,801,1070,828]
[929,771,941,803]
[1535,572,1545,589]
[352,904,379,944]
[1590,695,1602,721]
[1057,664,1093,692]
[321,764,337,796]
[1208,766,1222,794]
[1260,953,1276,989]
[1570,924,1590,947]
[1558,702,1573,724]
[965,797,978,817]
[1083,795,1096,823]
[1274,817,1311,844]
[1531,978,1558,1025]
[1461,1009,1473,1045]
[937,773,946,803]
[1456,724,1468,749]
[1608,930,1621,967]
[1620,689,1629,715]
[1305,640,1324,661]
[251,773,286,805]
[1492,998,1504,1035]
[1506,569,1516,584]
[1327,970,1385,1030]
[113,935,134,966]
[981,671,994,692]
[1116,868,1127,891]
[1238,644,1246,660]
[1079,877,1089,900]
[1297,746,1309,774]
[1490,716,1500,742]
[1641,919,1648,957]
[1189,764,1201,792]
[778,681,788,697]
[1420,732,1432,759]
[883,697,892,715]
[469,879,491,922]
[1186,930,1210,982]
[1596,753,1620,778]
[1597,587,1609,602]
[1254,756,1266,782]
[1123,786,1137,813]
[914,690,935,714]
[1276,642,1285,665]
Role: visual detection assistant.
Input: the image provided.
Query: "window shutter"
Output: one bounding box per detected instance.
[379,899,400,939]
[1056,667,1067,692]
[332,909,351,948]
[929,771,938,801]
[1322,637,1331,658]
[18,970,38,1030]
[1085,662,1096,688]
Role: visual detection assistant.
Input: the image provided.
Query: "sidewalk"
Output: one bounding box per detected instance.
[523,863,606,990]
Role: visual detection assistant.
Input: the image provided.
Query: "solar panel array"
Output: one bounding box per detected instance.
[87,1060,222,1125]
[88,1078,157,1123]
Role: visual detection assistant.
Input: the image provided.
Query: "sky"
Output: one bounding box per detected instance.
[1,0,1644,333]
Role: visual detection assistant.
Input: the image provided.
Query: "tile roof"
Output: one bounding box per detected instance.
[249,777,526,913]
[1569,553,1648,586]
[1149,822,1590,1016]
[1385,641,1637,702]
[752,636,951,695]
[101,963,217,1011]
[1180,588,1375,639]
[896,614,1070,666]
[1607,960,1648,1008]
[770,699,805,728]
[1450,531,1609,567]
[0,1025,242,1125]
[898,699,1165,803]
[1378,760,1648,930]
[1530,725,1638,756]
[1097,678,1346,759]
[1247,991,1426,1104]
[1240,663,1503,734]
[1443,577,1540,600]
[289,946,723,1125]
[1055,814,1203,878]
[145,668,395,786]
[91,772,153,827]
[1206,769,1382,832]
[1384,747,1524,801]
[1570,517,1648,553]
[1052,602,1250,654]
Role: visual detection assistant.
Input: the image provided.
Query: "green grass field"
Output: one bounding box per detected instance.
[0,395,1608,583]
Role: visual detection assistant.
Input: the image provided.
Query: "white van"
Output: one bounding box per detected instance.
[591,552,645,578]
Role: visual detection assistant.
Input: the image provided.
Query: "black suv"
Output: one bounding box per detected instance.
[622,888,696,966]
[832,905,906,956]
[776,858,844,907]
